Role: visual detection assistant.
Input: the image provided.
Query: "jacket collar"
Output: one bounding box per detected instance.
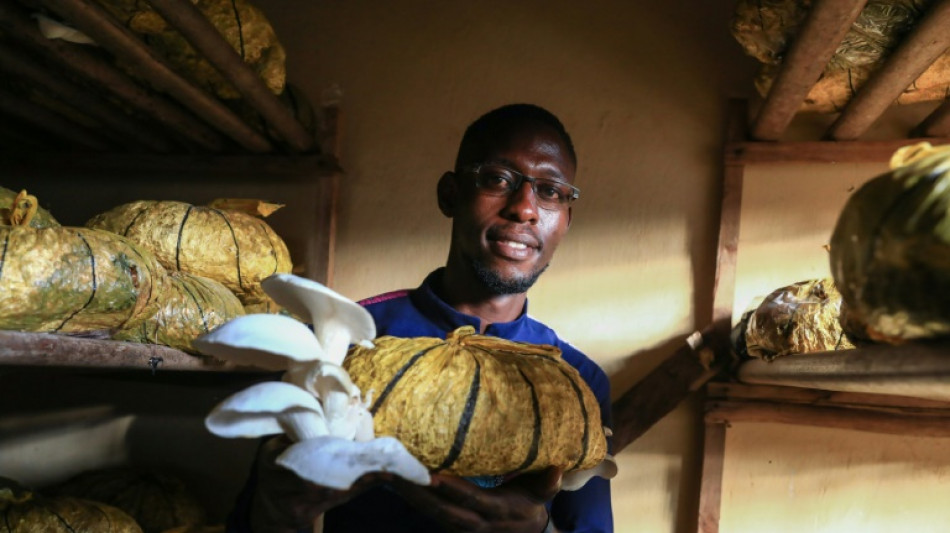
[410,268,531,337]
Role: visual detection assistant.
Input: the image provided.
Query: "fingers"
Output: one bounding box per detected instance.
[512,466,562,502]
[393,471,555,533]
[396,477,486,531]
[251,436,393,531]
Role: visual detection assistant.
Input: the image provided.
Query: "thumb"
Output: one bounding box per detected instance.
[509,467,562,502]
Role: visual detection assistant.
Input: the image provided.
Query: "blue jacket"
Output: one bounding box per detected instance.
[229,269,614,532]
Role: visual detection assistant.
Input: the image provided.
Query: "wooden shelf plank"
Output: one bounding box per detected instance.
[736,340,950,402]
[709,382,950,410]
[611,334,720,452]
[0,330,263,372]
[0,151,338,179]
[696,422,726,533]
[706,398,950,437]
[724,137,950,165]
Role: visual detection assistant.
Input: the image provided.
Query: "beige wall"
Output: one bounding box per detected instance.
[260,2,757,531]
[720,422,950,533]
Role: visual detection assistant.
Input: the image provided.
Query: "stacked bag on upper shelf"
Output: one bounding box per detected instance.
[731,0,950,114]
[735,142,950,360]
[0,187,294,354]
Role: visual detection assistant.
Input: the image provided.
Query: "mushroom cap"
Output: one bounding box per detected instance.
[276,435,431,490]
[261,273,376,346]
[193,314,324,370]
[206,381,325,439]
[34,13,96,44]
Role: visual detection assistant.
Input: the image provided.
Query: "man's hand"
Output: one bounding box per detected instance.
[393,467,562,533]
[249,436,392,533]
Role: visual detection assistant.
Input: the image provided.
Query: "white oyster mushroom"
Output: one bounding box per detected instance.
[201,276,432,492]
[284,361,370,440]
[352,401,375,442]
[262,274,376,365]
[206,382,329,442]
[277,435,431,490]
[193,313,324,370]
[560,454,618,491]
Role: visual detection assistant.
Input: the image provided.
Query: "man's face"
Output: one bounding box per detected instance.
[445,121,575,294]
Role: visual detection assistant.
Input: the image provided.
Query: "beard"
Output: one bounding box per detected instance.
[469,258,548,295]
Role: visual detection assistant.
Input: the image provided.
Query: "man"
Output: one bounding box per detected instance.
[230,103,613,532]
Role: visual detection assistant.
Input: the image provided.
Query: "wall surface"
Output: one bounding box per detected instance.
[719,422,950,533]
[258,1,757,531]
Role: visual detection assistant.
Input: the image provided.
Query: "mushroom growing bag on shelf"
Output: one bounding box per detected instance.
[830,142,950,343]
[731,0,949,112]
[113,271,244,353]
[744,278,856,360]
[0,226,165,334]
[343,326,608,477]
[86,200,292,305]
[94,0,286,100]
[0,476,143,533]
[46,467,207,533]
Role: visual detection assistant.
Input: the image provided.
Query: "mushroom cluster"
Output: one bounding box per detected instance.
[195,273,431,490]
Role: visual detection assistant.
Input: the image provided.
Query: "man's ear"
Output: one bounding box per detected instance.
[566,206,573,228]
[437,171,458,217]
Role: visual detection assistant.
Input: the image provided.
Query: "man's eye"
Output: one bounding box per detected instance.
[536,183,565,201]
[483,173,513,189]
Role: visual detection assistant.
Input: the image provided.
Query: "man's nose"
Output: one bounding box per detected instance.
[502,180,540,223]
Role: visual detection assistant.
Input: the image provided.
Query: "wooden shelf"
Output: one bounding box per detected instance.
[0,0,342,373]
[697,101,950,532]
[698,377,950,533]
[0,330,268,372]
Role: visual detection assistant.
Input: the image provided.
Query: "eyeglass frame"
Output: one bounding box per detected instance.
[457,163,580,209]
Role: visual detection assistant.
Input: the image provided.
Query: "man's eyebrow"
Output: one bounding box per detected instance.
[481,157,516,167]
[481,158,566,181]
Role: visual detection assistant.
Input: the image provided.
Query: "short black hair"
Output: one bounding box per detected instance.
[454,103,577,170]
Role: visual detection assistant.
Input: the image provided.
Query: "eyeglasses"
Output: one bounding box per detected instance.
[460,164,580,210]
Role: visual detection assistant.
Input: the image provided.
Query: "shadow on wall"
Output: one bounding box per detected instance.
[126,414,260,522]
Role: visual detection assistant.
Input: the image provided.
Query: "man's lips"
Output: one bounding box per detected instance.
[490,239,534,260]
[497,239,529,250]
[488,226,540,248]
[487,228,541,259]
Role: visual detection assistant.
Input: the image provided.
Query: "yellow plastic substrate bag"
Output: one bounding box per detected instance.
[114,271,244,354]
[344,326,607,477]
[86,200,292,305]
[0,226,165,334]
